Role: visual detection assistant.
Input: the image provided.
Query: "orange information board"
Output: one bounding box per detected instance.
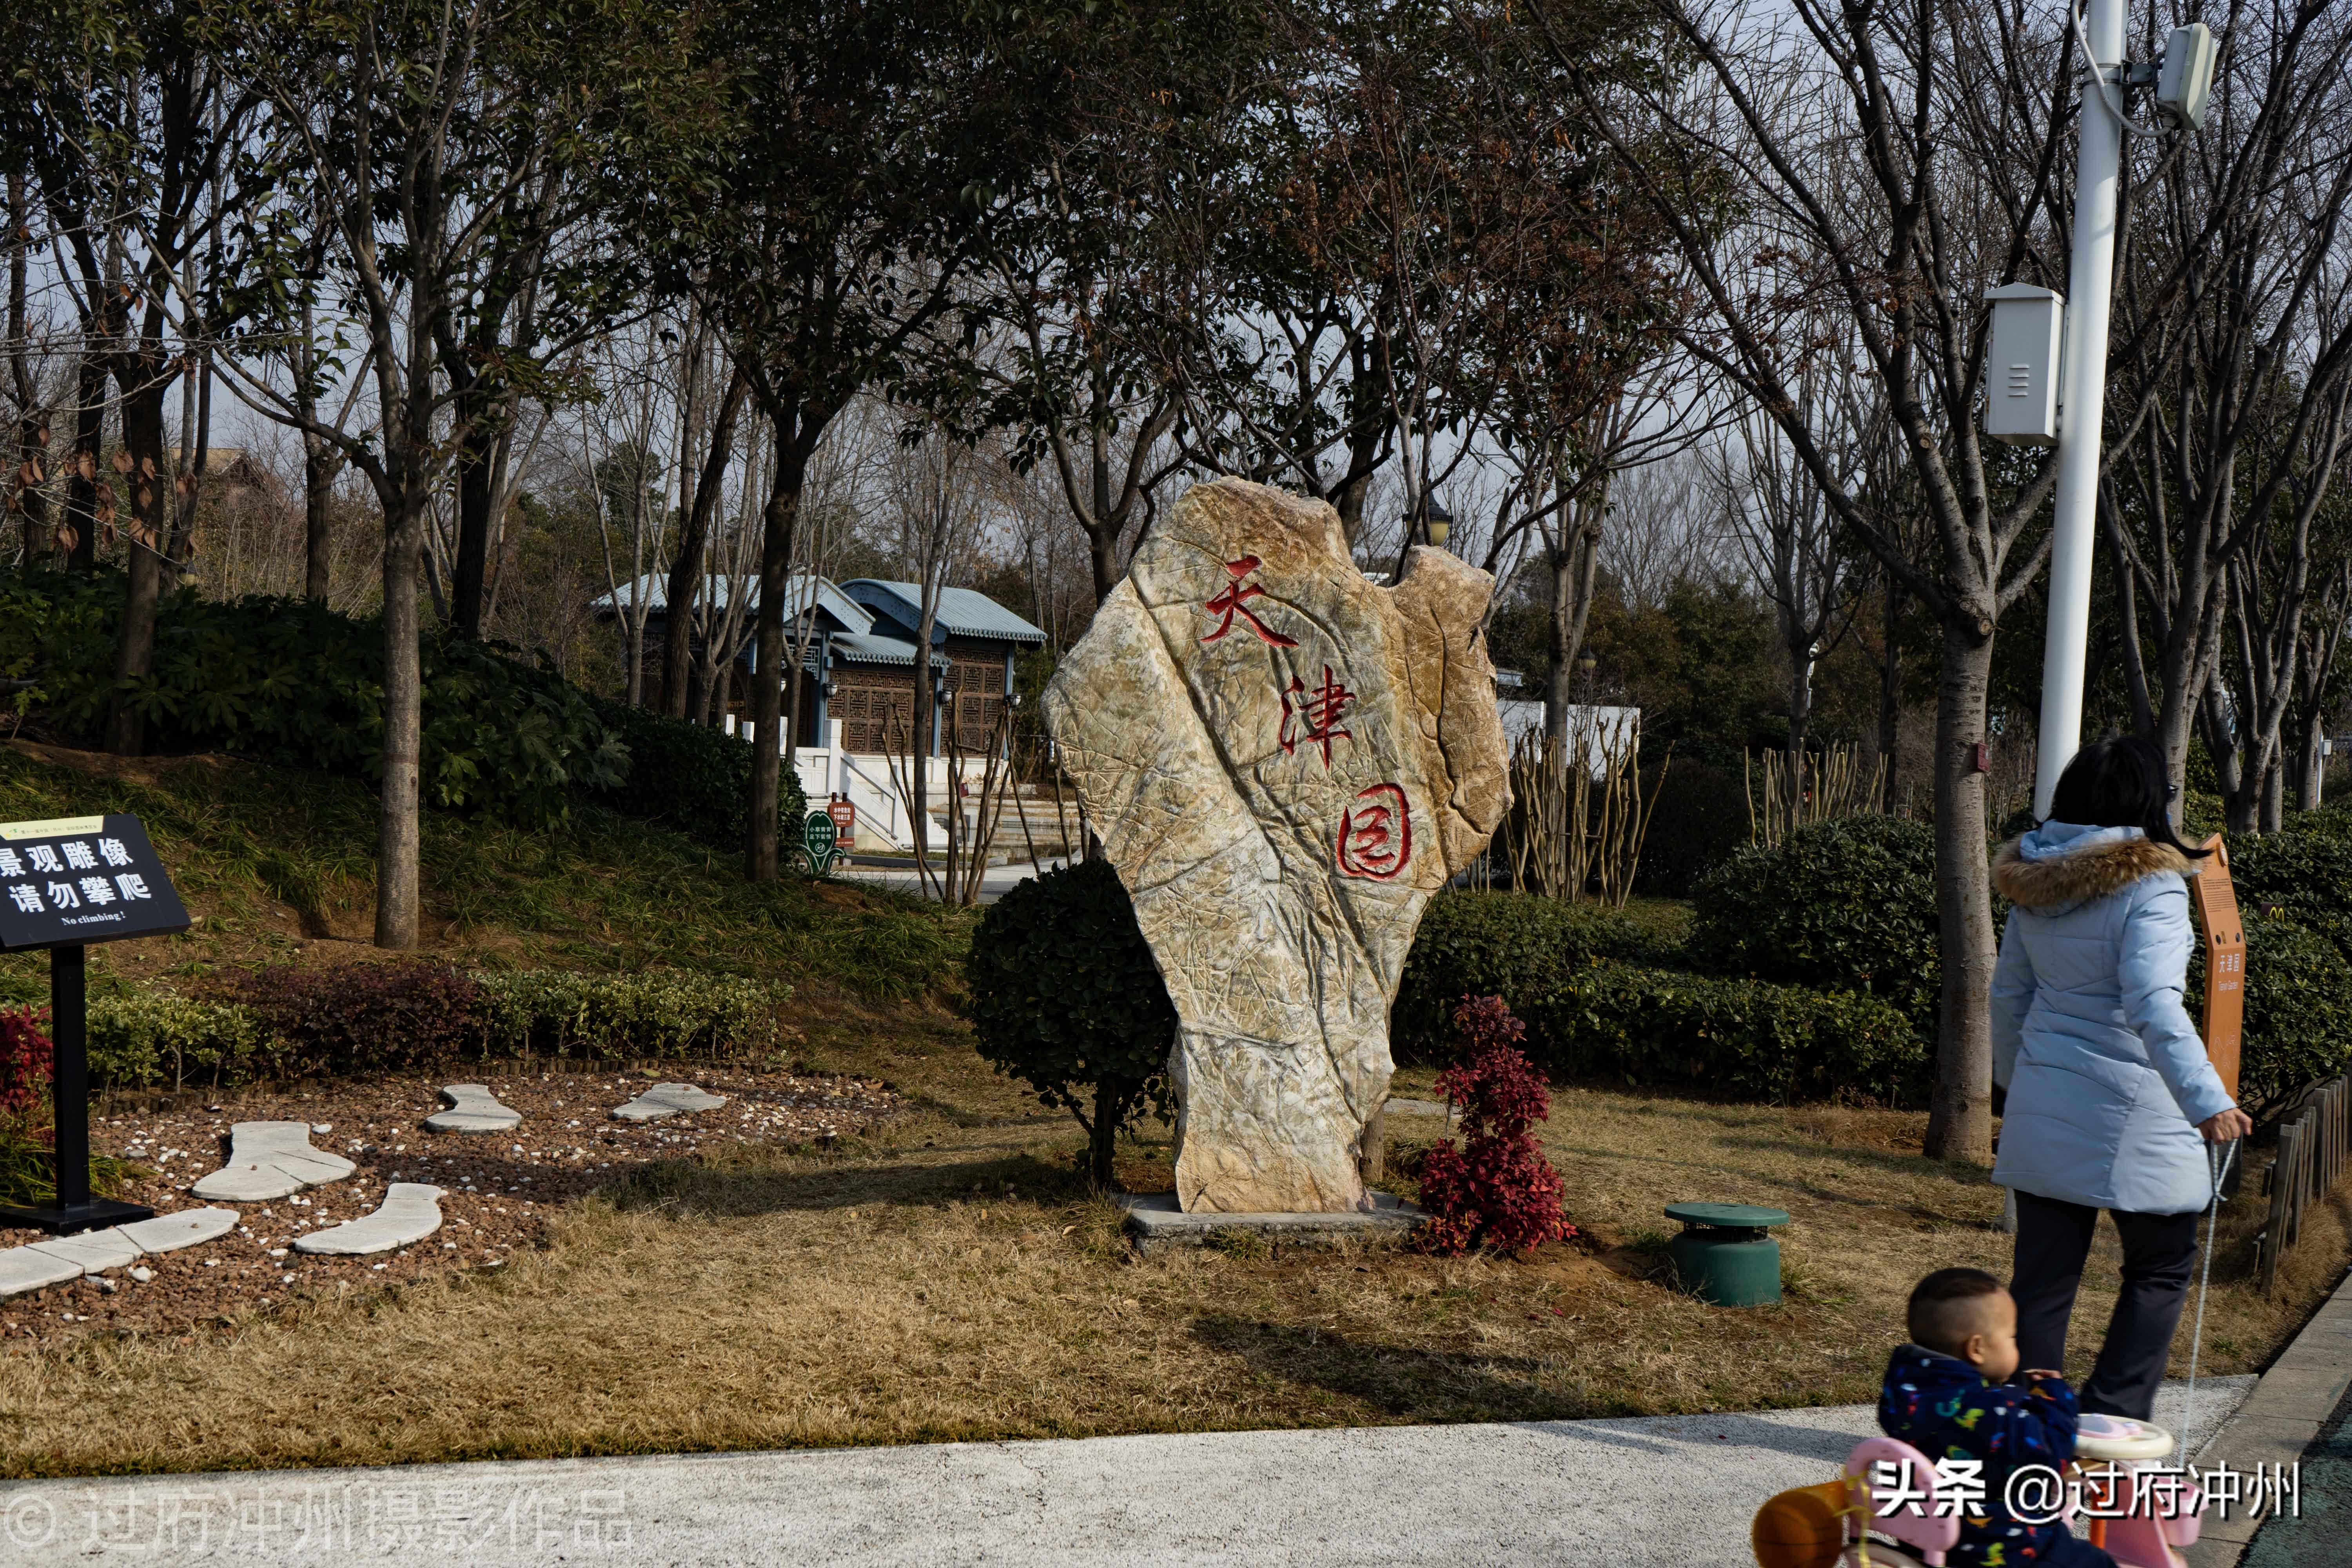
[2187,833,2244,1100]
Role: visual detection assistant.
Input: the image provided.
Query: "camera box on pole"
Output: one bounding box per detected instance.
[0,814,189,1234]
[1985,285,2065,446]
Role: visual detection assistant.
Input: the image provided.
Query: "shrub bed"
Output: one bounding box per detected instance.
[1392,891,1683,1061]
[71,965,788,1094]
[1521,964,1925,1104]
[87,992,276,1093]
[1690,816,1941,1029]
[473,968,782,1061]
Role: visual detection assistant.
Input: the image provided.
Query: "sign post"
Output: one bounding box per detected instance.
[0,814,190,1234]
[801,809,840,877]
[828,797,855,854]
[2186,833,2244,1100]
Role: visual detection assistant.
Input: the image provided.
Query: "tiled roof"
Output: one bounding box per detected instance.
[839,581,1046,644]
[590,573,873,634]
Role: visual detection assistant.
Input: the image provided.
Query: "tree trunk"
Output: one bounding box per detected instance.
[1088,1081,1122,1189]
[105,381,171,756]
[1878,572,1903,812]
[298,301,335,602]
[1924,622,1997,1165]
[1785,626,1813,838]
[64,352,104,571]
[6,175,45,567]
[1541,499,1604,744]
[747,431,805,882]
[2259,753,2284,833]
[662,364,749,718]
[913,592,940,890]
[448,416,496,637]
[2198,685,2244,825]
[376,484,427,949]
[2297,722,2327,811]
[303,438,335,601]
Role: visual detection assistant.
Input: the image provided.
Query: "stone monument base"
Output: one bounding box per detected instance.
[1118,1191,1423,1256]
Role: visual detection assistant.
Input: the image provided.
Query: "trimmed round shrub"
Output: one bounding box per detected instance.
[1632,760,1752,897]
[964,858,1176,1185]
[1392,891,1682,1062]
[1690,816,1940,1028]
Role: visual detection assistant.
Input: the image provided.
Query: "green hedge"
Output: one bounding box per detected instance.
[1521,964,1926,1104]
[79,966,786,1094]
[1690,816,1941,1029]
[2187,913,2352,1120]
[474,968,782,1060]
[87,993,274,1093]
[1392,891,1684,1061]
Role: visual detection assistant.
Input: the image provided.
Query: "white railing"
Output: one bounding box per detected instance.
[722,717,952,852]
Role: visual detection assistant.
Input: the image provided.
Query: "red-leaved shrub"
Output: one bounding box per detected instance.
[0,1006,53,1117]
[227,962,489,1077]
[1413,995,1575,1257]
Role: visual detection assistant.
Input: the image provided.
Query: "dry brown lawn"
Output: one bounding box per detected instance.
[0,1008,2341,1480]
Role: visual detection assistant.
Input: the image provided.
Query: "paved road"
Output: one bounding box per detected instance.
[0,1378,2254,1566]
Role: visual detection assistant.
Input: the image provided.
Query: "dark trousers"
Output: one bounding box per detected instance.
[2010,1191,2202,1420]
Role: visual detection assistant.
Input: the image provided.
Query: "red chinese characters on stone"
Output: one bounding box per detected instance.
[1199,555,1298,648]
[1281,665,1355,768]
[1336,783,1411,880]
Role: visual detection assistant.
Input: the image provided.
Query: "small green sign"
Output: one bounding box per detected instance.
[802,809,840,875]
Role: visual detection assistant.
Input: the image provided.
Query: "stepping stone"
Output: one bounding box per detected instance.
[610,1083,726,1122]
[0,1246,86,1298]
[293,1183,445,1256]
[27,1228,142,1273]
[117,1207,238,1255]
[425,1083,521,1134]
[191,1122,356,1200]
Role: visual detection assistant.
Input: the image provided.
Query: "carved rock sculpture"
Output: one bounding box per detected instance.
[1043,477,1509,1214]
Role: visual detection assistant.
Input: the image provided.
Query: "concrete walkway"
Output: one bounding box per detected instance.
[0,1378,2252,1566]
[834,856,1066,904]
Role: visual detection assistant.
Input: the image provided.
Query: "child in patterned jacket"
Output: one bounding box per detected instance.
[1877,1268,2116,1567]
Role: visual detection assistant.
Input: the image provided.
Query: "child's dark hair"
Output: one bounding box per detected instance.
[1908,1267,2007,1356]
[2045,735,2210,857]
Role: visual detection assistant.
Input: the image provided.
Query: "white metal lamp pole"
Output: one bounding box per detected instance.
[2033,0,2127,819]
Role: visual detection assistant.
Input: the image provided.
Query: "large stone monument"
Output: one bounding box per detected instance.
[1043,477,1510,1215]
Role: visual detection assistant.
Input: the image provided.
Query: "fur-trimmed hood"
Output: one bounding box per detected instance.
[1993,822,2193,909]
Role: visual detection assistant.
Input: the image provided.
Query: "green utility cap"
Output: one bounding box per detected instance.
[1666,1202,1789,1307]
[1666,1202,1790,1231]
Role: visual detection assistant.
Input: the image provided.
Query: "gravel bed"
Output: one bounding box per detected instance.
[0,1066,902,1350]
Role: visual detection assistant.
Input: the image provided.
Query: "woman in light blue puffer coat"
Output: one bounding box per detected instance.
[1990,736,2250,1427]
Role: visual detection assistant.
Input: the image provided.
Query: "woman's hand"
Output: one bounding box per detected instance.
[2199,1107,2254,1143]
